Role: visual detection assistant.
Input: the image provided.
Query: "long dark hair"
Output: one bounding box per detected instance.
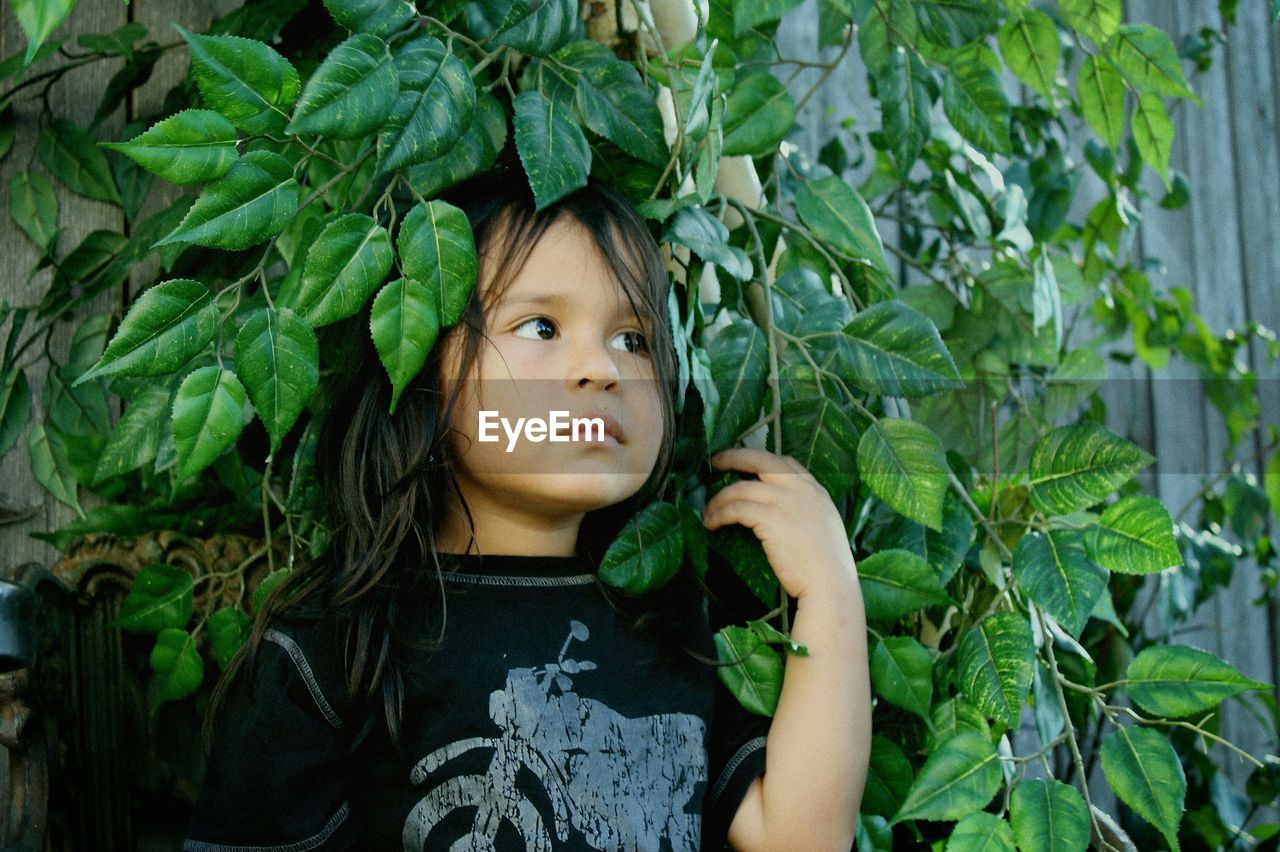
[203,151,695,757]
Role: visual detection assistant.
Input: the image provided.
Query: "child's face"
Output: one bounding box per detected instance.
[437,217,665,532]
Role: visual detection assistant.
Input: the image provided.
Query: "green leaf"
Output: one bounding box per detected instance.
[370,277,440,414]
[253,568,291,611]
[942,59,1012,156]
[551,40,667,167]
[779,395,860,498]
[1010,779,1089,852]
[870,636,933,718]
[175,25,300,135]
[955,611,1034,728]
[377,35,476,174]
[711,525,780,607]
[396,200,478,328]
[91,384,170,485]
[1012,528,1108,637]
[857,418,950,532]
[915,0,992,48]
[722,71,796,157]
[858,548,952,624]
[1078,55,1125,150]
[109,562,194,632]
[1086,495,1180,574]
[1100,726,1185,851]
[513,88,592,211]
[1132,92,1173,187]
[77,22,147,59]
[714,624,784,716]
[74,279,218,385]
[928,698,991,752]
[321,0,416,37]
[892,732,1001,823]
[12,0,77,66]
[825,300,962,398]
[1108,24,1198,102]
[878,48,933,174]
[707,319,769,452]
[0,367,33,458]
[1059,0,1120,45]
[0,104,15,163]
[235,307,319,454]
[290,213,394,327]
[733,0,806,35]
[207,606,250,669]
[996,9,1059,100]
[663,206,753,281]
[404,90,507,197]
[1028,422,1155,516]
[150,627,204,704]
[598,501,685,593]
[155,150,299,250]
[491,0,581,56]
[39,119,122,204]
[864,736,914,819]
[28,421,80,513]
[9,171,58,254]
[1126,644,1268,718]
[172,364,248,483]
[794,175,889,275]
[287,33,397,139]
[100,109,239,185]
[946,812,1015,852]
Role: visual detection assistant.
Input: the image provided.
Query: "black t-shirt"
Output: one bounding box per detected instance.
[182,549,773,851]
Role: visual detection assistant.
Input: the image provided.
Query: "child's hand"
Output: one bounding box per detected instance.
[702,448,857,601]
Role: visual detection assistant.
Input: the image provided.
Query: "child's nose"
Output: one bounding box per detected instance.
[570,337,623,389]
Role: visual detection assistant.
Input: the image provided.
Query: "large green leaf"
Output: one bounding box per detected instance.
[9,170,58,254]
[915,0,992,48]
[550,40,666,166]
[707,320,769,453]
[12,0,77,65]
[155,150,299,250]
[996,9,1059,100]
[1086,495,1180,574]
[74,279,218,384]
[733,0,806,35]
[290,212,394,327]
[794,175,889,275]
[946,812,1015,852]
[598,501,685,594]
[176,25,300,135]
[1059,0,1120,45]
[663,206,752,282]
[870,636,933,718]
[40,119,122,204]
[207,606,251,669]
[822,300,961,398]
[404,91,507,197]
[714,624,783,716]
[513,88,591,211]
[1010,780,1089,852]
[109,562,193,632]
[1107,24,1198,102]
[864,736,914,819]
[172,364,248,482]
[892,732,1001,823]
[722,71,796,157]
[955,611,1034,728]
[287,33,397,139]
[928,698,992,753]
[858,548,951,624]
[28,422,80,513]
[150,627,204,704]
[321,0,416,37]
[1126,644,1267,718]
[1028,422,1154,516]
[491,0,581,56]
[942,57,1011,156]
[235,307,319,454]
[1132,92,1173,187]
[91,384,170,484]
[857,418,950,532]
[377,35,475,174]
[1078,55,1124,150]
[1100,726,1185,851]
[370,277,440,414]
[101,109,239,185]
[396,200,477,328]
[778,394,859,498]
[878,48,933,174]
[1012,528,1108,638]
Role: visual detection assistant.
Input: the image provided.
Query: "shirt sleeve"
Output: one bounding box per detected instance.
[182,617,361,852]
[700,550,798,852]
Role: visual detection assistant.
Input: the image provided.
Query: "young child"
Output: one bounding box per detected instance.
[182,153,870,852]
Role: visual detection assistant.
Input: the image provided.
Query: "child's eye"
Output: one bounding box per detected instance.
[513,316,557,340]
[614,330,650,355]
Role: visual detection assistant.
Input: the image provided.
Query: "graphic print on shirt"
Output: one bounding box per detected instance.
[401,619,708,851]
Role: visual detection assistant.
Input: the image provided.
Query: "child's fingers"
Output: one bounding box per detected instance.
[710,448,806,480]
[703,497,770,531]
[704,479,777,511]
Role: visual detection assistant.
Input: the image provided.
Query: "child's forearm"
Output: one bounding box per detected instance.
[756,565,871,850]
